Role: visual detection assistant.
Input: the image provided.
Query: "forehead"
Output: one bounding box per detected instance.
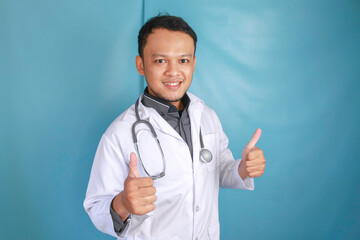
[143,28,195,56]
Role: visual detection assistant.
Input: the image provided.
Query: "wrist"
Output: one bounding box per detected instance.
[112,192,130,222]
[238,160,248,180]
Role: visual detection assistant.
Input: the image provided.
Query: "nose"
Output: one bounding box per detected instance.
[164,62,180,77]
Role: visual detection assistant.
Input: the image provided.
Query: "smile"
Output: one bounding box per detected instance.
[164,82,181,86]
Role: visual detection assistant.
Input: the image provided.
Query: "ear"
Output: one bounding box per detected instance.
[135,55,145,76]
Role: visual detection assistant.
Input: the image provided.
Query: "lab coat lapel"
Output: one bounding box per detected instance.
[187,93,204,171]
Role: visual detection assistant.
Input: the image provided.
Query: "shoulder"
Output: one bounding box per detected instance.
[187,92,222,130]
[103,104,137,140]
[188,91,219,115]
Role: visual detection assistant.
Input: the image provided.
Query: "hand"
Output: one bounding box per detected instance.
[239,128,266,179]
[112,152,157,221]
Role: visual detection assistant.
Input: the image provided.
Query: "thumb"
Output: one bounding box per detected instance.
[128,152,140,178]
[245,128,262,151]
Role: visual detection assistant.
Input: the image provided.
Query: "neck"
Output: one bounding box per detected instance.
[173,100,184,111]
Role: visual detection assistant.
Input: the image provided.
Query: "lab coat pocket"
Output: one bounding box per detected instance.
[207,224,220,240]
[202,133,218,172]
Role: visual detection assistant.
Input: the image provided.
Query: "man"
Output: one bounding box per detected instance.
[84,14,266,239]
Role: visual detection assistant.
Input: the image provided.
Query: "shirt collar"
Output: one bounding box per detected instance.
[141,88,191,116]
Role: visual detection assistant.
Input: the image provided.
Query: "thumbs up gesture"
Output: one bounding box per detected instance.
[238,129,266,179]
[112,152,157,221]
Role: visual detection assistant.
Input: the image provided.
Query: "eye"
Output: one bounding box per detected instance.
[155,59,165,63]
[180,59,189,63]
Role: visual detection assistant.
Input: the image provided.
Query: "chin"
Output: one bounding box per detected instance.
[150,86,187,102]
[161,94,184,103]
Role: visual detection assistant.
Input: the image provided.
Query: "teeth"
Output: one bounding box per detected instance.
[164,82,180,86]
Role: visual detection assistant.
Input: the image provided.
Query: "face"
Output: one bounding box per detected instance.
[135,28,196,110]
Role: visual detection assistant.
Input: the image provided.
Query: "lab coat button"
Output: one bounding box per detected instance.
[195,238,198,240]
[196,205,200,212]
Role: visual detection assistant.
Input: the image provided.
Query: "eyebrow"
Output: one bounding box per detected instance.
[151,53,193,58]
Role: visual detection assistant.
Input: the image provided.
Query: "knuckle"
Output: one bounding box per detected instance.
[148,178,154,186]
[141,177,153,186]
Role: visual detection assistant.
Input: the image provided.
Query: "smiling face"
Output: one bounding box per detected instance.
[135,28,196,110]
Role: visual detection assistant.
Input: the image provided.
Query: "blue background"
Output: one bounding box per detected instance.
[1,0,359,239]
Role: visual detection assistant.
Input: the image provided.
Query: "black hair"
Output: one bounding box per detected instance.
[138,13,197,58]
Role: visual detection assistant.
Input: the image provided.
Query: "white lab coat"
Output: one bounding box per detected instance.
[84,92,254,240]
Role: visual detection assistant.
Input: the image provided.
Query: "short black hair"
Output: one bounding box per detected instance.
[138,14,197,58]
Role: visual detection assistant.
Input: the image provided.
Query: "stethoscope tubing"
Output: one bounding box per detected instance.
[132,97,213,179]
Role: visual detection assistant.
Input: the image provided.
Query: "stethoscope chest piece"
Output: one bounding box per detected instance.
[199,128,213,163]
[200,148,213,163]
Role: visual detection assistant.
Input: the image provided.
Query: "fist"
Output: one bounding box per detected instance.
[239,129,266,179]
[112,152,157,221]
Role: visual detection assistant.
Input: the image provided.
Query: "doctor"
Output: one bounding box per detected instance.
[84,14,266,239]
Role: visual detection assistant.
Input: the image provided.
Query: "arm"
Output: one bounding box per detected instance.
[213,111,265,189]
[83,134,127,238]
[217,123,255,190]
[83,134,156,238]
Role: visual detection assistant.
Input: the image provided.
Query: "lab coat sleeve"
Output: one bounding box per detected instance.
[83,133,132,239]
[213,112,254,190]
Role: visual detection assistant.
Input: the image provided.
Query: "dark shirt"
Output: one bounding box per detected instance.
[111,89,193,234]
[141,89,193,155]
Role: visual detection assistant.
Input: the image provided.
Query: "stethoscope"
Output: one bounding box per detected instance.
[132,98,213,180]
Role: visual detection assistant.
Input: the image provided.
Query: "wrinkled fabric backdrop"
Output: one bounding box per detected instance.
[1,0,359,239]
